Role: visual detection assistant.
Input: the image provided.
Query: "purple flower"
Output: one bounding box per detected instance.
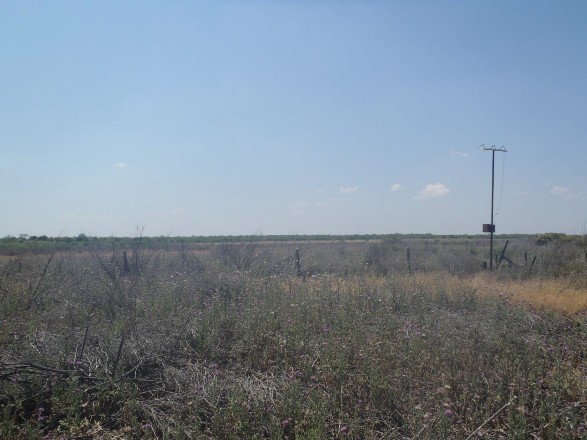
[281,419,290,428]
[339,425,349,434]
[444,409,454,417]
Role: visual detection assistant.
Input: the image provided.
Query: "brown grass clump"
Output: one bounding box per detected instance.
[471,273,587,315]
[297,271,587,315]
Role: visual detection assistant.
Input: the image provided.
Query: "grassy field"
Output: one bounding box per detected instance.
[0,236,585,439]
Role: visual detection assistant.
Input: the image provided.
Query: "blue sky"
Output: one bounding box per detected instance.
[1,1,586,237]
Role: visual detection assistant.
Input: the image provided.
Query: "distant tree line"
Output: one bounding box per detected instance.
[0,231,580,256]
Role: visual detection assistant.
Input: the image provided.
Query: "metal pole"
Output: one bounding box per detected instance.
[481,145,507,272]
[490,150,495,271]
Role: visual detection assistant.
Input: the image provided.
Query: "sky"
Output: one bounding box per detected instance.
[1,1,586,237]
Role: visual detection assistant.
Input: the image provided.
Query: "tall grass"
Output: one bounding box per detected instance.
[0,241,585,438]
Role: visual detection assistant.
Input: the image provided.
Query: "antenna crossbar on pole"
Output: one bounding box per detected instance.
[481,144,508,152]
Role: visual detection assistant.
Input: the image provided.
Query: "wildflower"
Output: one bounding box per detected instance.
[281,419,290,428]
[444,409,454,417]
[339,425,349,434]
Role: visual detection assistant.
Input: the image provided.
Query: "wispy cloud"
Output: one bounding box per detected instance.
[292,201,308,215]
[61,211,85,220]
[415,183,450,200]
[340,185,359,194]
[114,162,128,168]
[389,183,402,192]
[450,151,469,158]
[549,185,581,199]
[61,211,115,221]
[171,206,187,216]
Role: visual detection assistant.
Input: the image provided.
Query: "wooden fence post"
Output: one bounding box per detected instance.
[407,247,412,274]
[295,248,302,276]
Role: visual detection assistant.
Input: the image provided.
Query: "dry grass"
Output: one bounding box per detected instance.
[299,271,587,316]
[1,241,586,438]
[471,274,587,316]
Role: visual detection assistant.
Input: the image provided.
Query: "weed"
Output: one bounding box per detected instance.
[0,243,585,438]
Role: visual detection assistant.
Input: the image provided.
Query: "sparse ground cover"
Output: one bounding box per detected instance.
[0,237,585,438]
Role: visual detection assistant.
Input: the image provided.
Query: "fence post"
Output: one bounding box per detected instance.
[122,251,130,276]
[407,247,412,274]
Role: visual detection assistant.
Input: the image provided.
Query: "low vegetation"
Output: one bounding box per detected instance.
[0,236,585,438]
